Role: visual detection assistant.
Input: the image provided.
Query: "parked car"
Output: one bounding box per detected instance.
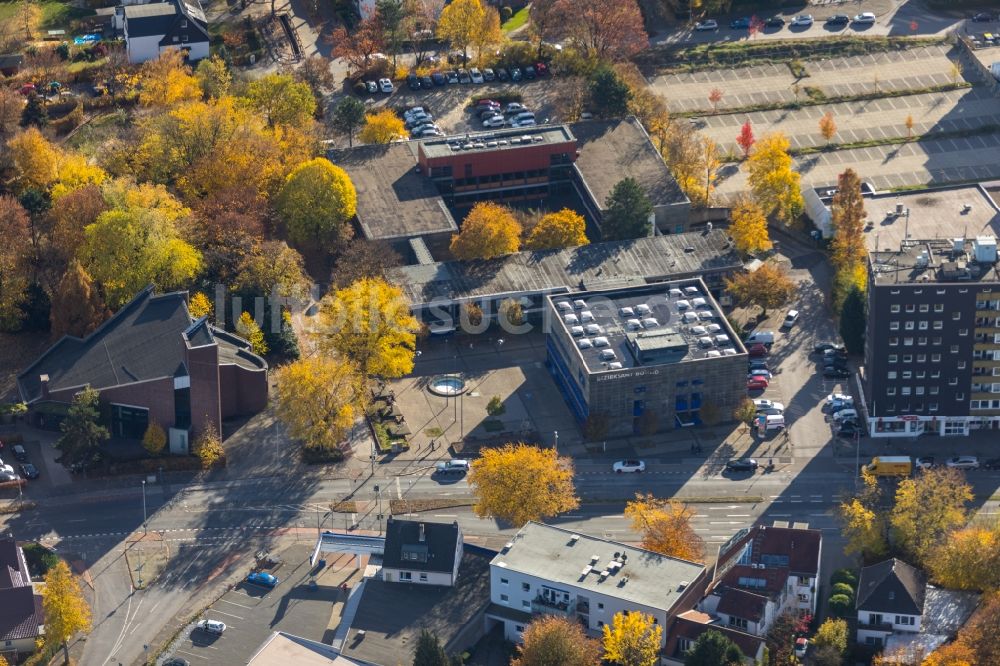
[973,12,995,22]
[852,12,876,24]
[364,80,378,94]
[195,620,226,635]
[825,14,850,25]
[832,408,858,422]
[765,16,786,27]
[18,464,38,480]
[823,347,848,359]
[726,458,758,472]
[378,78,394,93]
[730,17,751,29]
[748,343,769,358]
[830,401,853,414]
[748,359,769,371]
[916,456,936,470]
[483,68,496,81]
[813,342,846,354]
[613,459,645,473]
[983,457,1000,469]
[482,116,505,128]
[435,459,471,474]
[470,68,484,83]
[505,102,528,115]
[826,393,852,405]
[695,19,719,31]
[163,659,190,666]
[12,445,27,462]
[748,369,773,380]
[404,106,427,119]
[534,62,549,76]
[946,456,980,469]
[838,422,862,438]
[420,75,434,88]
[413,128,444,138]
[747,377,769,390]
[794,638,809,659]
[523,65,537,79]
[781,310,799,329]
[753,399,784,412]
[479,108,501,120]
[823,367,850,379]
[457,68,472,83]
[510,118,536,127]
[495,67,509,81]
[510,66,523,82]
[246,572,278,588]
[446,70,459,84]
[790,14,813,27]
[431,72,446,86]
[407,73,420,90]
[824,358,849,370]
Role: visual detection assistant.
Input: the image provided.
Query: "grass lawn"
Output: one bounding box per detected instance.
[502,5,529,33]
[0,0,95,31]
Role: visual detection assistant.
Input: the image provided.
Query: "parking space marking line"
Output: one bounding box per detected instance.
[174,651,210,660]
[433,514,457,518]
[208,609,244,620]
[219,598,254,609]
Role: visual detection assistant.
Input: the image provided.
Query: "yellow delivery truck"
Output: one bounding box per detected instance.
[865,456,912,477]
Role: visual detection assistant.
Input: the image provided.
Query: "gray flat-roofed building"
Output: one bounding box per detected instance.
[396,230,742,327]
[487,522,706,644]
[546,279,746,433]
[328,142,457,244]
[571,117,691,235]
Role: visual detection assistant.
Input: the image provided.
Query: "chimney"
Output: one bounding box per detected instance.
[419,523,426,542]
[39,374,50,399]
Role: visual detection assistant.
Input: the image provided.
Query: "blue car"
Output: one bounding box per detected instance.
[730,17,751,29]
[246,572,278,588]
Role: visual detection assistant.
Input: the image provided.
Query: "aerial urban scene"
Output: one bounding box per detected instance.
[1,0,999,664]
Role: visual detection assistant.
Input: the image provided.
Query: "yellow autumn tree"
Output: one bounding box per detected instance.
[450,202,522,260]
[602,611,661,666]
[436,0,485,63]
[236,311,269,356]
[746,132,803,225]
[188,291,213,319]
[142,421,167,456]
[890,467,972,566]
[837,467,889,560]
[625,493,704,562]
[468,443,579,526]
[137,48,202,107]
[728,198,772,256]
[42,560,92,664]
[276,157,357,250]
[513,616,602,666]
[52,152,106,200]
[358,108,406,144]
[244,73,316,129]
[314,277,420,378]
[194,424,225,468]
[926,522,1000,591]
[471,5,502,64]
[819,111,837,144]
[524,209,589,250]
[8,127,59,191]
[273,356,366,450]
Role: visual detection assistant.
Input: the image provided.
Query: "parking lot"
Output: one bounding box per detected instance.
[161,545,352,665]
[651,44,958,113]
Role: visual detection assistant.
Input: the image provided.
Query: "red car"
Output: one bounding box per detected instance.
[747,377,769,390]
[18,83,35,95]
[475,98,500,108]
[747,343,769,358]
[535,62,549,76]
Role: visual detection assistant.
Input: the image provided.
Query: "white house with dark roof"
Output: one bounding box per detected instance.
[486,522,707,644]
[381,517,463,587]
[121,0,209,64]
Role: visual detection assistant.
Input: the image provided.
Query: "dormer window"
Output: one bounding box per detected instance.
[181,19,188,27]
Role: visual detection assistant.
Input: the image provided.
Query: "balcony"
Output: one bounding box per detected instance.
[857,619,894,633]
[531,595,577,616]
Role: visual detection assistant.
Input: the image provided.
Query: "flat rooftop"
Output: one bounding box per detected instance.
[864,184,1000,255]
[549,279,745,372]
[396,230,742,307]
[571,117,689,208]
[493,522,705,612]
[419,124,575,160]
[870,235,1000,285]
[327,143,456,241]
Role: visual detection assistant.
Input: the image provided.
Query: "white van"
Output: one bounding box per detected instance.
[765,415,785,430]
[745,331,776,345]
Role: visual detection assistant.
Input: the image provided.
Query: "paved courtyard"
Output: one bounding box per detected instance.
[652,44,959,113]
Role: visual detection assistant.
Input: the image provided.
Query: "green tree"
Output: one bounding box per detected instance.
[276,158,357,251]
[839,285,866,355]
[0,194,31,330]
[55,387,109,469]
[331,97,367,148]
[42,560,92,664]
[194,55,232,98]
[20,92,48,128]
[142,421,167,456]
[513,615,601,666]
[589,66,632,118]
[486,395,505,416]
[376,0,411,69]
[413,629,449,666]
[602,177,652,241]
[244,73,316,128]
[683,629,742,666]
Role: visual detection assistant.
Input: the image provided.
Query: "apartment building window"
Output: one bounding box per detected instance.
[729,617,749,630]
[906,304,916,313]
[887,388,897,396]
[886,404,896,412]
[905,321,915,330]
[930,403,939,411]
[420,573,428,581]
[956,393,965,401]
[951,346,960,354]
[933,337,942,345]
[522,600,530,609]
[953,312,962,320]
[891,305,901,313]
[933,321,943,330]
[930,386,939,393]
[935,304,944,312]
[960,329,969,336]
[902,371,912,379]
[501,578,509,585]
[903,355,913,363]
[522,583,530,591]
[889,337,899,346]
[887,372,897,379]
[798,594,809,602]
[917,355,926,363]
[598,603,604,610]
[896,616,916,626]
[920,304,929,312]
[902,387,912,396]
[950,377,959,385]
[916,371,926,378]
[501,594,509,602]
[916,387,925,395]
[918,337,927,345]
[919,321,928,330]
[890,322,900,331]
[932,354,941,362]
[904,338,914,346]
[958,361,967,369]
[889,355,898,363]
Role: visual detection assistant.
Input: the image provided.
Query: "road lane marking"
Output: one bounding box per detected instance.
[726,515,750,518]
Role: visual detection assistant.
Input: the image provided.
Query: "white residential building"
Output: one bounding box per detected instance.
[485,522,707,644]
[380,517,463,587]
[121,0,209,64]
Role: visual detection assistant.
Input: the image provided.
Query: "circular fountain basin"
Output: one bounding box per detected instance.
[428,374,467,396]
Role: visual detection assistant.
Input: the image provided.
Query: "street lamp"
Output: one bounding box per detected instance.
[141,480,147,535]
[554,430,558,453]
[373,485,383,535]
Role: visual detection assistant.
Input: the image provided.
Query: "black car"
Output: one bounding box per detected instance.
[973,12,995,22]
[983,457,1000,470]
[824,358,849,370]
[510,66,523,82]
[446,70,459,84]
[765,16,786,27]
[726,459,759,472]
[431,71,446,86]
[163,659,190,666]
[407,73,420,90]
[19,463,39,480]
[748,360,769,371]
[420,75,434,88]
[730,17,751,29]
[495,67,509,81]
[825,14,850,25]
[814,342,846,354]
[823,367,850,378]
[523,65,537,79]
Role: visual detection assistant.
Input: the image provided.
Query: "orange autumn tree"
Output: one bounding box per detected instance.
[624,493,704,562]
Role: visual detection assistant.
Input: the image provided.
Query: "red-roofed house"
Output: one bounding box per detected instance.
[663,612,766,665]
